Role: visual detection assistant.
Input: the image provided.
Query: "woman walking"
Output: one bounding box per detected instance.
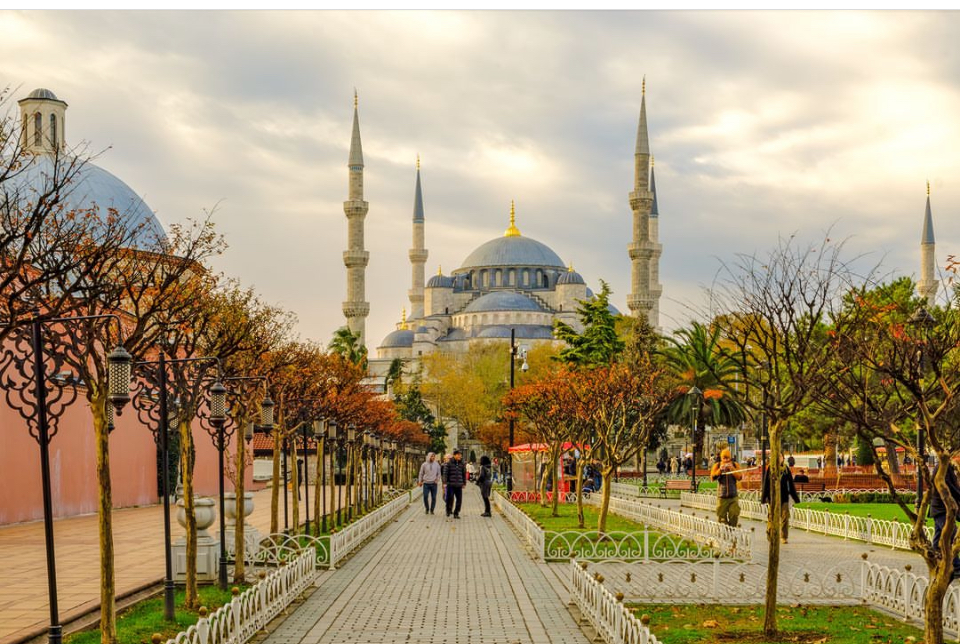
[478,455,493,517]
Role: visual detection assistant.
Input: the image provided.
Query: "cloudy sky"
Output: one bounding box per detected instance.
[2,10,958,350]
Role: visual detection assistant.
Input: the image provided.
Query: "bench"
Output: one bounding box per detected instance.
[660,479,699,497]
[795,481,825,492]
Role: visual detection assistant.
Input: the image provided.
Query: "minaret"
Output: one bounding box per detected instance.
[627,77,660,330]
[917,181,937,307]
[408,155,428,320]
[342,91,370,346]
[648,155,663,329]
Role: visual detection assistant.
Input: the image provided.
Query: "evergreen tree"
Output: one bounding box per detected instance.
[553,280,624,367]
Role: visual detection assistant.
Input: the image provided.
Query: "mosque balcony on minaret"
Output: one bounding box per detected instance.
[342,301,370,318]
[627,295,653,313]
[343,200,369,218]
[343,249,370,268]
[629,190,653,212]
[408,248,429,263]
[407,289,424,303]
[628,243,654,261]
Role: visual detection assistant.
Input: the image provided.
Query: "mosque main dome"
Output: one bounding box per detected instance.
[11,88,166,251]
[458,234,565,272]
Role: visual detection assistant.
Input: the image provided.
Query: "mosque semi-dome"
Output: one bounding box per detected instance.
[426,273,454,289]
[379,328,415,349]
[463,291,543,313]
[557,268,585,285]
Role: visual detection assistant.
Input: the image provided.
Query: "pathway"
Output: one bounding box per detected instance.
[0,486,331,644]
[264,491,589,644]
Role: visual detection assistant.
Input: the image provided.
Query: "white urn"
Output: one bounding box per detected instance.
[224,492,255,527]
[176,497,217,538]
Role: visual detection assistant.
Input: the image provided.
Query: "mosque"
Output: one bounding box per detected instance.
[337,86,664,372]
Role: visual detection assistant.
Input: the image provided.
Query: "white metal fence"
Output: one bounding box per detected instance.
[330,490,413,568]
[590,495,752,559]
[570,561,661,644]
[494,491,546,558]
[680,492,930,551]
[166,550,315,644]
[863,560,960,637]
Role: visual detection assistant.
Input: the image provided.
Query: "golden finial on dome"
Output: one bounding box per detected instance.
[400,308,408,330]
[417,154,420,171]
[568,263,575,273]
[437,265,442,276]
[927,180,931,196]
[504,200,521,237]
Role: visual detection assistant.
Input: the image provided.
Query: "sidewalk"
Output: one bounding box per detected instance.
[265,491,590,644]
[0,485,332,644]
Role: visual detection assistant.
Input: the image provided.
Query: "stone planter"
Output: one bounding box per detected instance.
[177,497,216,538]
[224,492,254,527]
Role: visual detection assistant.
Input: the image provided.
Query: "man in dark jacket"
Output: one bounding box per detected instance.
[761,453,801,544]
[444,450,468,519]
[930,461,960,578]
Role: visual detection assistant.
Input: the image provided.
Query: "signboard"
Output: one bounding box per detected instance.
[727,436,736,444]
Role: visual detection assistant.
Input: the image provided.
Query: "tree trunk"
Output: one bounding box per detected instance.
[233,428,247,584]
[575,460,586,529]
[763,422,783,637]
[179,418,199,609]
[539,455,549,508]
[270,435,280,534]
[92,398,117,644]
[551,449,562,517]
[597,468,614,533]
[883,438,901,474]
[290,437,300,533]
[822,429,838,477]
[924,570,948,644]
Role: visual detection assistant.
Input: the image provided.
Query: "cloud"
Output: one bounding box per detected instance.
[1,10,957,352]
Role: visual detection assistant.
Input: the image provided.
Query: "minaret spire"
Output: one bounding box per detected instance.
[504,200,521,237]
[343,91,370,346]
[408,156,428,319]
[918,181,937,307]
[627,77,661,330]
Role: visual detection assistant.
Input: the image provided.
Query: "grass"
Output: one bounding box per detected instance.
[630,603,924,643]
[796,502,932,526]
[515,501,704,559]
[66,585,247,644]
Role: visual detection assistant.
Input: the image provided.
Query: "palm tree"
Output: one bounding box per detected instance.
[660,322,746,469]
[328,326,368,368]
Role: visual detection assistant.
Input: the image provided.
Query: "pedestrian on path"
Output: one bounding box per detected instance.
[710,448,743,527]
[761,453,801,543]
[478,455,493,516]
[930,461,960,579]
[418,452,442,514]
[444,450,467,518]
[440,453,453,515]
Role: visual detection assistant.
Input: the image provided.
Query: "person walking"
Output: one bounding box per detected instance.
[930,461,960,580]
[478,455,493,517]
[761,453,801,544]
[710,448,743,527]
[440,453,453,516]
[443,450,467,519]
[418,452,442,515]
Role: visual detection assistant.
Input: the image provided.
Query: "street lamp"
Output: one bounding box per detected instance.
[131,353,218,621]
[0,312,131,644]
[687,385,703,491]
[909,306,936,505]
[507,328,529,493]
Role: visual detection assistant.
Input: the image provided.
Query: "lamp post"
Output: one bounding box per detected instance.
[507,328,529,493]
[909,306,936,505]
[687,386,703,491]
[131,353,218,621]
[0,312,132,644]
[300,418,311,534]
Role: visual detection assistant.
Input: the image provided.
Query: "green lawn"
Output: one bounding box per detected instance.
[796,502,931,526]
[517,501,648,532]
[66,586,245,644]
[631,603,923,643]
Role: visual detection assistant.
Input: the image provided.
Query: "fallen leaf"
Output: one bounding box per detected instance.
[702,620,719,628]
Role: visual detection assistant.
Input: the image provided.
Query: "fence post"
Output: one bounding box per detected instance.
[197,607,210,644]
[865,514,872,544]
[844,512,850,541]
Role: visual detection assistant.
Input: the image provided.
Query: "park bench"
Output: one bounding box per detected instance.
[660,479,699,498]
[795,481,825,492]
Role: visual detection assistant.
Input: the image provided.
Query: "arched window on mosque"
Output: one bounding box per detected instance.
[34,112,42,147]
[49,114,57,148]
[542,273,549,288]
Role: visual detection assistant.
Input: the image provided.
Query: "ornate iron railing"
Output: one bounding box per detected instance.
[165,550,315,644]
[494,491,546,558]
